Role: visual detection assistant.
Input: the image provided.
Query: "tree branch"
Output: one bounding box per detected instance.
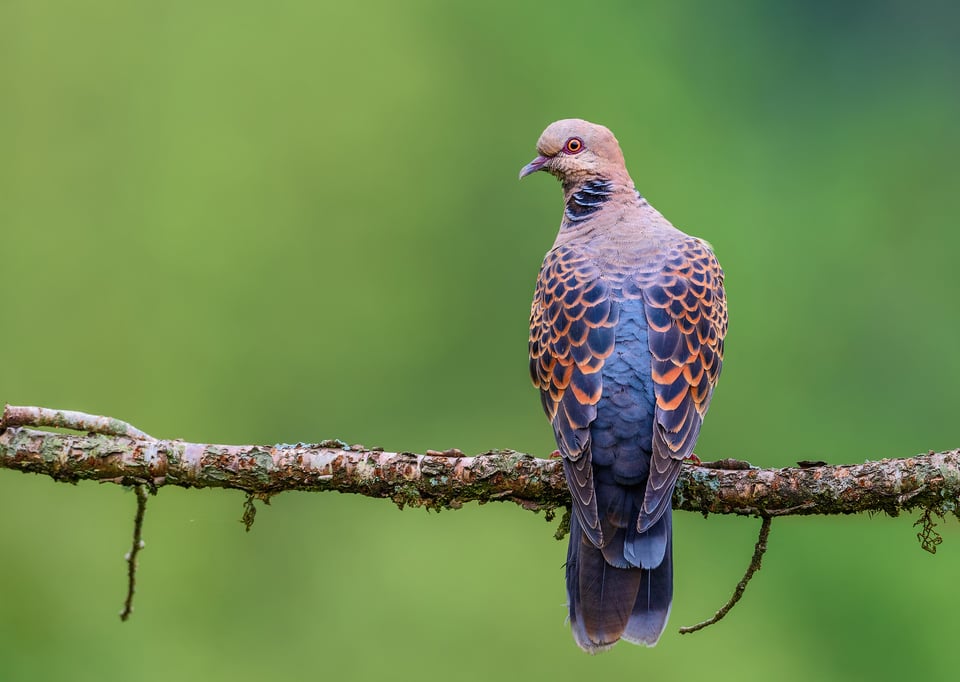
[2,405,958,519]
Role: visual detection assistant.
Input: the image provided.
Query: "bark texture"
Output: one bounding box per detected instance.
[2,405,958,519]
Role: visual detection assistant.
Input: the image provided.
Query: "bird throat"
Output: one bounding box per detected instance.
[563,178,613,224]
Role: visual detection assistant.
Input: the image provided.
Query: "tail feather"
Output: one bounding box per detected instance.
[625,501,670,569]
[566,509,673,652]
[622,528,673,647]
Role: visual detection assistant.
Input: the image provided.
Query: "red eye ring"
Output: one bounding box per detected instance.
[563,137,584,154]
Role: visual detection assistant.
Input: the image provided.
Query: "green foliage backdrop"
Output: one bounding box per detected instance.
[2,2,959,680]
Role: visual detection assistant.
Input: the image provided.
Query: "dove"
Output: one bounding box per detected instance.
[521,119,727,652]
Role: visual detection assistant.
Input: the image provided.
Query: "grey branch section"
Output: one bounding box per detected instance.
[2,408,959,517]
[2,405,153,440]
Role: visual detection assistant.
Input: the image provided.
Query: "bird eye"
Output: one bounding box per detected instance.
[563,137,584,154]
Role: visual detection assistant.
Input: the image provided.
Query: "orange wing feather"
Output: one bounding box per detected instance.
[530,245,620,545]
[634,237,727,531]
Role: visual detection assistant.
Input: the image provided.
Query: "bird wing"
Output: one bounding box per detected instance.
[636,237,727,531]
[530,245,619,546]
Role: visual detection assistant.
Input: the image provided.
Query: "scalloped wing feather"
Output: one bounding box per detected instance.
[530,245,619,545]
[637,237,727,532]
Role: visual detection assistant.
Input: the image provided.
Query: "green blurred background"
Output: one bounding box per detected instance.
[3,1,959,680]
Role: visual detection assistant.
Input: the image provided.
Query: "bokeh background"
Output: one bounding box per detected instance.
[3,1,960,680]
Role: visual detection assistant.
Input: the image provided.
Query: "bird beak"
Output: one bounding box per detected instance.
[519,154,550,179]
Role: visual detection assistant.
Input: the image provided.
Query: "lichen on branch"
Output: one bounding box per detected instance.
[3,405,958,631]
[2,404,959,521]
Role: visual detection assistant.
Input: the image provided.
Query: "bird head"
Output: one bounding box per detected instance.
[519,119,628,184]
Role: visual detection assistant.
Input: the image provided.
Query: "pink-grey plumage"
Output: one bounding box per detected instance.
[521,119,727,652]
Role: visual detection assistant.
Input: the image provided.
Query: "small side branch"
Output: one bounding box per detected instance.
[679,516,772,634]
[120,485,149,621]
[2,404,153,440]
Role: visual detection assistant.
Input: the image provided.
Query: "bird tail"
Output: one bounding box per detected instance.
[566,509,673,652]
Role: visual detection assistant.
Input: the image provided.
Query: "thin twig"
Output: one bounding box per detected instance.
[679,515,772,634]
[2,404,154,440]
[120,485,149,621]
